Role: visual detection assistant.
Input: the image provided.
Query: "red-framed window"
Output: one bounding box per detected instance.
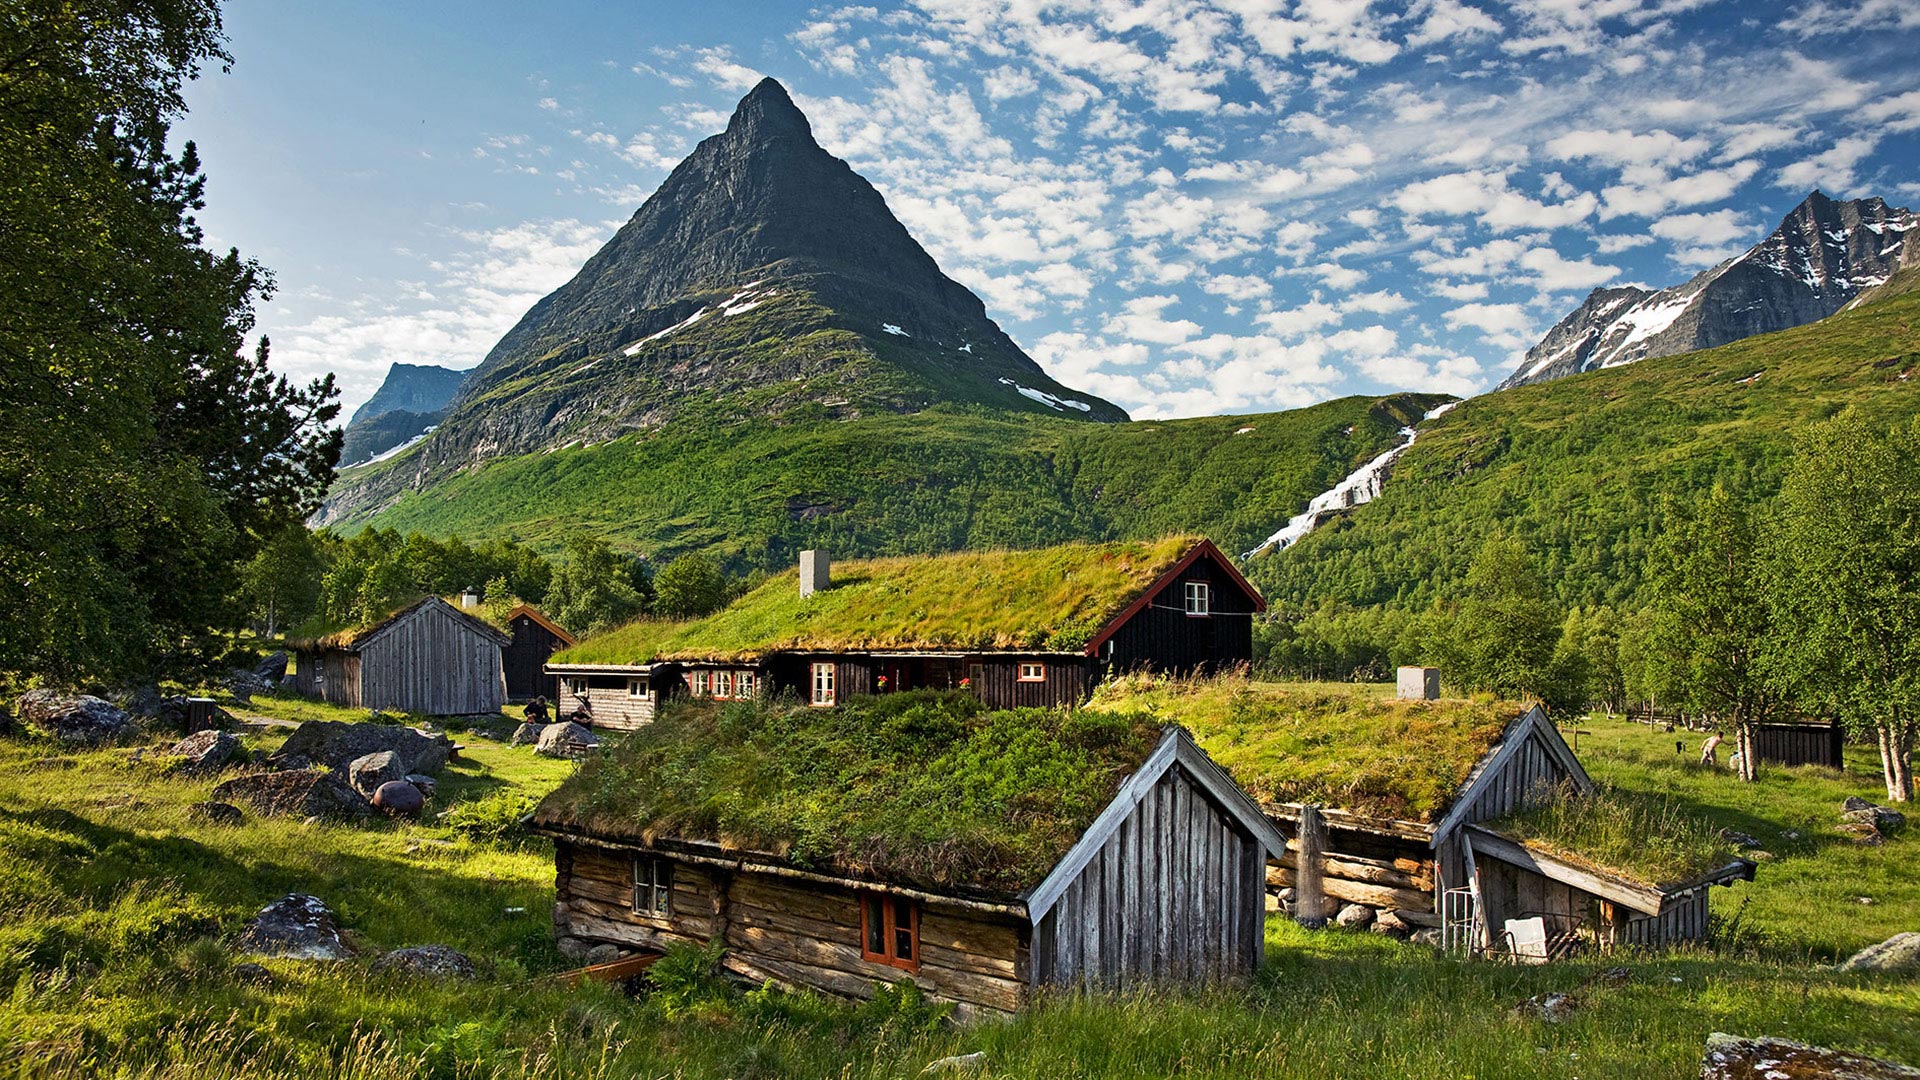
[859,891,920,972]
[1018,662,1046,683]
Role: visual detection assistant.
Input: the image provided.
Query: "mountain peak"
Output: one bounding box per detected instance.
[727,76,810,138]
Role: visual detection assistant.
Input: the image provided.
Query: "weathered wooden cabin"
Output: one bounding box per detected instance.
[529,710,1287,1017]
[546,537,1265,731]
[1751,720,1845,768]
[287,597,509,716]
[1101,682,1755,958]
[498,604,574,703]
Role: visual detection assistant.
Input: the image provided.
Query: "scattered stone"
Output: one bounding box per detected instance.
[511,721,547,746]
[555,934,592,961]
[372,944,475,979]
[168,729,240,775]
[1515,992,1580,1023]
[536,721,599,759]
[271,720,452,776]
[1784,829,1802,840]
[344,750,406,798]
[188,800,244,825]
[1859,896,1877,906]
[254,650,289,683]
[1839,932,1920,974]
[583,943,624,966]
[1700,1033,1920,1079]
[921,1052,987,1074]
[16,690,134,745]
[114,684,166,720]
[1842,822,1888,846]
[1372,909,1411,938]
[1717,828,1762,849]
[1335,903,1376,930]
[235,894,351,960]
[225,669,270,704]
[1844,795,1877,813]
[1410,928,1443,948]
[404,774,437,800]
[1844,805,1907,835]
[231,961,272,985]
[371,780,425,817]
[211,770,372,822]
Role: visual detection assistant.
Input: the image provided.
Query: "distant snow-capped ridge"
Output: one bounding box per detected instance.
[1498,191,1916,390]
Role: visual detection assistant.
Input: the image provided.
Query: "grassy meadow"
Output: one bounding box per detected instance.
[1,689,1915,1079]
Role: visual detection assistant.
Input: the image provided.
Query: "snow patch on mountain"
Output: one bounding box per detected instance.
[997,377,1092,412]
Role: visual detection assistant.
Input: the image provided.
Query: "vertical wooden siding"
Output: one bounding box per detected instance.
[503,615,567,702]
[1752,723,1844,768]
[356,604,505,715]
[1032,763,1265,988]
[1102,558,1256,675]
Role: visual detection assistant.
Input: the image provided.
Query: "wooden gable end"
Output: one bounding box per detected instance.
[1085,540,1266,674]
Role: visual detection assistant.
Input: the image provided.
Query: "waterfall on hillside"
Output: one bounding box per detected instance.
[1244,401,1460,558]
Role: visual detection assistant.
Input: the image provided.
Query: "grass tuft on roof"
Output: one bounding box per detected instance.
[1491,782,1738,889]
[1086,674,1517,823]
[530,690,1163,897]
[549,536,1201,665]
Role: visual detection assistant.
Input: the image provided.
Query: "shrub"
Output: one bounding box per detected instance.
[438,790,539,846]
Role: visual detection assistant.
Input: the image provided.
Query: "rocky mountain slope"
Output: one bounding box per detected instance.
[340,363,466,466]
[320,78,1122,525]
[1499,191,1915,389]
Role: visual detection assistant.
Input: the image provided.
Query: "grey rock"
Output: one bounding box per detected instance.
[211,770,372,822]
[271,720,451,776]
[1335,903,1376,930]
[235,894,351,960]
[254,650,289,682]
[1844,805,1907,834]
[1700,1032,1920,1079]
[1515,991,1580,1023]
[340,364,465,467]
[371,780,425,817]
[536,721,599,759]
[345,751,406,797]
[582,943,623,966]
[1410,928,1444,948]
[188,800,244,825]
[1718,828,1762,849]
[232,961,272,985]
[1839,932,1920,974]
[1843,822,1887,846]
[169,730,240,775]
[17,690,134,745]
[555,935,592,961]
[226,669,270,704]
[372,944,475,979]
[115,684,166,719]
[1371,909,1411,938]
[404,773,437,800]
[511,721,546,746]
[1844,795,1877,812]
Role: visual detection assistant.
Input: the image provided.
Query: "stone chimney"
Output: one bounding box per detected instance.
[460,587,481,610]
[1397,666,1440,701]
[799,550,830,597]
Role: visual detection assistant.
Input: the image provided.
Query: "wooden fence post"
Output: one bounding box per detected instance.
[1295,804,1329,927]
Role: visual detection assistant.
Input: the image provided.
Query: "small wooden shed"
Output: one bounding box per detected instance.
[287,597,509,716]
[528,702,1287,1017]
[500,604,574,703]
[1751,721,1845,768]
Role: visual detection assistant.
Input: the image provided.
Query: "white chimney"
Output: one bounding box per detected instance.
[799,550,830,597]
[1397,666,1440,701]
[460,587,481,610]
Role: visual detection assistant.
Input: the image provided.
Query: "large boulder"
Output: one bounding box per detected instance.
[168,729,240,775]
[225,669,270,704]
[1839,932,1920,974]
[372,944,475,978]
[16,690,133,745]
[510,721,546,747]
[1701,1033,1920,1079]
[536,721,599,759]
[404,773,437,800]
[1844,805,1907,835]
[371,780,425,817]
[345,751,406,797]
[271,720,452,776]
[1335,903,1376,930]
[211,770,371,822]
[235,894,351,960]
[254,650,289,683]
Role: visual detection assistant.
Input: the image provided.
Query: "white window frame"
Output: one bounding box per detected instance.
[691,670,710,697]
[1018,662,1046,683]
[566,677,587,696]
[736,670,756,699]
[715,670,733,699]
[631,856,672,917]
[1184,581,1211,617]
[626,678,648,698]
[811,662,836,706]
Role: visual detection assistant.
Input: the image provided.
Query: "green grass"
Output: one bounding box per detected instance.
[1491,782,1737,889]
[1087,675,1516,822]
[3,696,1916,1079]
[552,536,1196,663]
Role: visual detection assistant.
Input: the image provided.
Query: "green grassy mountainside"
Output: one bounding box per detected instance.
[1254,283,1920,609]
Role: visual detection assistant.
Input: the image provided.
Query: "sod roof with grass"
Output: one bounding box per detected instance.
[287,595,510,651]
[1085,676,1520,824]
[528,690,1165,898]
[1487,783,1741,890]
[549,536,1209,665]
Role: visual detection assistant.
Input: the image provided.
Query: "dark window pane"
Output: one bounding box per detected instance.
[864,896,885,954]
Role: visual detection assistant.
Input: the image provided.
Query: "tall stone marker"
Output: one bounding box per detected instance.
[1397,666,1441,701]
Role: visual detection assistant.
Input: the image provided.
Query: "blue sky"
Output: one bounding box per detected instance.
[181,0,1920,420]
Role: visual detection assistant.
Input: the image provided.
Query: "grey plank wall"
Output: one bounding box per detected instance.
[1033,763,1265,988]
[358,604,505,715]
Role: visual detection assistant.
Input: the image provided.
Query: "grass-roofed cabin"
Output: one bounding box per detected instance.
[545,537,1264,730]
[286,596,510,716]
[500,604,574,703]
[1090,678,1754,959]
[528,692,1287,1017]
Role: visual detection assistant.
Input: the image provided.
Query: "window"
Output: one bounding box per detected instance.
[631,856,673,916]
[1018,662,1046,683]
[714,670,733,699]
[1184,581,1211,616]
[626,678,648,698]
[736,670,757,699]
[691,670,710,697]
[811,662,836,706]
[859,892,920,972]
[566,677,587,696]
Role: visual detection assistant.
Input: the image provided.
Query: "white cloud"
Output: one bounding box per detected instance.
[1545,128,1709,169]
[1103,293,1203,344]
[690,47,764,91]
[1394,170,1596,232]
[1775,135,1882,194]
[1202,273,1274,301]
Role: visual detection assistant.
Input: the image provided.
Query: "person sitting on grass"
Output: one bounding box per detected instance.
[524,695,549,724]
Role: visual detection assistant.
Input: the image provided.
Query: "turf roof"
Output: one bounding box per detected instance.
[528,690,1165,898]
[287,596,510,651]
[549,536,1203,665]
[1488,783,1740,890]
[1085,675,1519,823]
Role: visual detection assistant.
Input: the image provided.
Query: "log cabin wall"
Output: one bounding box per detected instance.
[1101,557,1257,675]
[551,840,1030,1017]
[1476,857,1596,945]
[555,671,660,731]
[1265,821,1438,914]
[503,613,568,702]
[1031,763,1267,988]
[356,603,506,716]
[1613,889,1711,946]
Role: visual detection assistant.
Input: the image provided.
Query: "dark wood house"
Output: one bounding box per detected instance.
[287,597,509,716]
[546,537,1265,731]
[500,604,574,703]
[529,714,1288,1017]
[1751,720,1845,768]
